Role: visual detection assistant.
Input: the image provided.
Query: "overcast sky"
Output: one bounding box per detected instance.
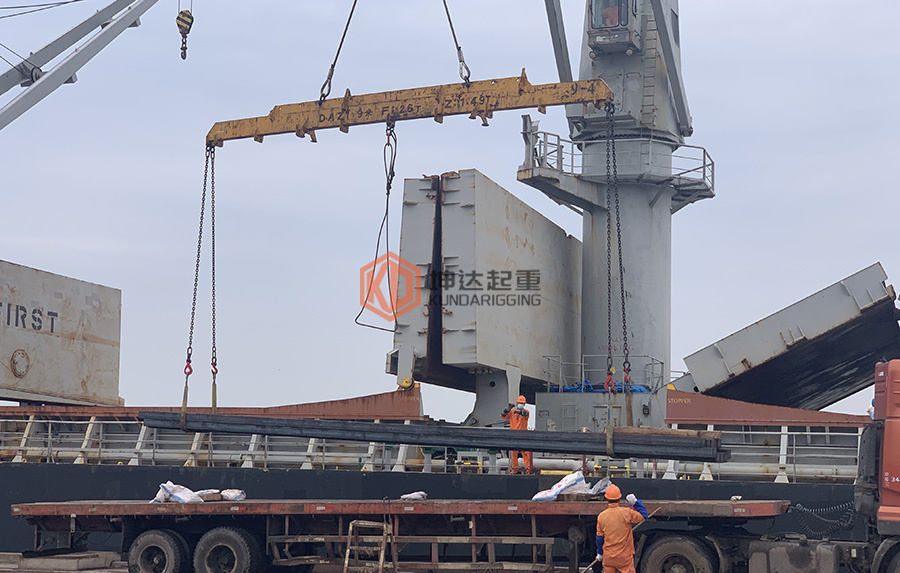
[1,0,898,421]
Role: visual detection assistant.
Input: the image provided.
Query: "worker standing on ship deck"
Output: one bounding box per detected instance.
[595,483,648,573]
[500,396,533,474]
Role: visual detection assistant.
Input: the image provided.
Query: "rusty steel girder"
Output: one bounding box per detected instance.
[11,499,790,520]
[205,69,612,146]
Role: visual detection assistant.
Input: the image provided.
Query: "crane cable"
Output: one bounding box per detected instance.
[319,0,358,104]
[181,144,218,430]
[0,39,41,77]
[0,0,86,20]
[441,0,471,86]
[318,0,473,103]
[355,122,400,333]
[604,101,629,392]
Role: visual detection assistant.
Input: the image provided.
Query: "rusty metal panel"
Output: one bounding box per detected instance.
[665,390,870,427]
[439,170,581,380]
[676,263,900,409]
[0,261,122,406]
[11,498,789,519]
[0,385,424,421]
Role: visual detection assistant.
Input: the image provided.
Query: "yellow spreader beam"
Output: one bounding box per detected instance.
[206,69,613,146]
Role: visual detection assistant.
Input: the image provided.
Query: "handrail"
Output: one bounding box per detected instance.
[0,417,863,482]
[523,130,714,193]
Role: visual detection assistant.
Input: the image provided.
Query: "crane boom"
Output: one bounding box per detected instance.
[0,0,159,132]
[206,70,612,146]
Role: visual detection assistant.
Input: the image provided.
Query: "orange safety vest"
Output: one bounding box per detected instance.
[501,407,529,430]
[596,504,645,568]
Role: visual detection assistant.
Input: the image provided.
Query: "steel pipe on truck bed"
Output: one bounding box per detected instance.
[139,412,731,462]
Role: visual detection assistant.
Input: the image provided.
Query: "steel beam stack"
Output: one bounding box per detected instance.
[140,412,730,463]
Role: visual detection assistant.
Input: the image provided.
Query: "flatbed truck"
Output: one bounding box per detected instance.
[10,360,900,573]
[12,498,790,573]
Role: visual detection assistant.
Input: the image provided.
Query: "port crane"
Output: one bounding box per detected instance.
[0,0,161,131]
[182,1,627,420]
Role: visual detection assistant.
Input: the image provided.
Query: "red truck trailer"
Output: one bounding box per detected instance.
[12,497,789,573]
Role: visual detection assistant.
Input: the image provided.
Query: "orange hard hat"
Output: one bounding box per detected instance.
[516,395,527,404]
[604,483,621,501]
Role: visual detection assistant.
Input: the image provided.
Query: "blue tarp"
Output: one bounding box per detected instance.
[548,381,651,393]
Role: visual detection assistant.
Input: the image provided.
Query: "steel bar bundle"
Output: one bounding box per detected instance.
[140,412,730,462]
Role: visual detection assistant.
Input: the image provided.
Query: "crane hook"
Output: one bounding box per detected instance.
[176,10,194,60]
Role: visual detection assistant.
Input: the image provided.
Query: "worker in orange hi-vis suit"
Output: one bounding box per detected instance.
[595,483,648,573]
[500,395,533,474]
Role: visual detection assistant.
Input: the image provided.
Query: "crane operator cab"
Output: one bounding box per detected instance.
[588,0,643,56]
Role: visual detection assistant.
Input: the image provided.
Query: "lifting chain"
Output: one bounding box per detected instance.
[354,122,400,333]
[176,5,193,60]
[609,102,630,382]
[604,102,614,392]
[181,144,217,430]
[319,0,358,104]
[604,101,629,392]
[442,0,471,86]
[209,143,218,414]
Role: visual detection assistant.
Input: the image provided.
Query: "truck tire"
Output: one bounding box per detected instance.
[161,529,191,573]
[128,530,186,573]
[886,552,900,573]
[194,527,264,573]
[639,535,716,573]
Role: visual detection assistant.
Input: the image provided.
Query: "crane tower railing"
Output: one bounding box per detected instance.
[524,130,714,194]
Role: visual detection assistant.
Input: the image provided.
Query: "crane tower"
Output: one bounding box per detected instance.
[390,0,713,430]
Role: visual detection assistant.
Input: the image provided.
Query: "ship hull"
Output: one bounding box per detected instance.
[0,463,863,553]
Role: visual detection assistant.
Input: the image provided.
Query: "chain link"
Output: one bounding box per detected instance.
[182,145,212,430]
[605,105,613,375]
[176,9,193,61]
[609,105,629,375]
[209,145,218,414]
[605,101,630,384]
